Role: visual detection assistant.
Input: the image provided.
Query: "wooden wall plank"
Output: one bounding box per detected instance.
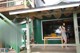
[0,5,29,12]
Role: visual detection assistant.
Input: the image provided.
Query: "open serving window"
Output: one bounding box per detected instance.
[41,18,75,43]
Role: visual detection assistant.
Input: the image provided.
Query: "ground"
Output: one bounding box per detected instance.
[8,46,76,53]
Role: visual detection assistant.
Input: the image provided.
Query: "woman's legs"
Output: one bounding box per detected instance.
[63,37,67,44]
[63,37,67,48]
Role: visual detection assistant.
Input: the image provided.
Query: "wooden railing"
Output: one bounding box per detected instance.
[0,0,35,12]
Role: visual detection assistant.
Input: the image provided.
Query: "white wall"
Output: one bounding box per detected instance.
[35,0,80,7]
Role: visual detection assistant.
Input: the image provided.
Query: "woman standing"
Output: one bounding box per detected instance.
[59,23,67,47]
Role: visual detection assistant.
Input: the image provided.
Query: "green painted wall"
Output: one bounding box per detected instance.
[21,23,26,28]
[33,19,44,44]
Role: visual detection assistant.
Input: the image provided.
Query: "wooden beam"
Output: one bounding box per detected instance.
[0,5,29,12]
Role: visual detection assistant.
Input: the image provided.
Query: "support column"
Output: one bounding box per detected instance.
[23,0,27,8]
[73,12,80,53]
[26,18,31,53]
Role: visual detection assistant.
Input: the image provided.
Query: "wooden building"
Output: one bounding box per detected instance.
[0,0,80,53]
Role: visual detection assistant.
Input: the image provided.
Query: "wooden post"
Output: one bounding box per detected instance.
[23,0,27,8]
[26,18,31,53]
[28,0,35,8]
[73,12,80,53]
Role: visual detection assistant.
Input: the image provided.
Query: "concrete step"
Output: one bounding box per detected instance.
[31,46,76,52]
[32,52,75,53]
